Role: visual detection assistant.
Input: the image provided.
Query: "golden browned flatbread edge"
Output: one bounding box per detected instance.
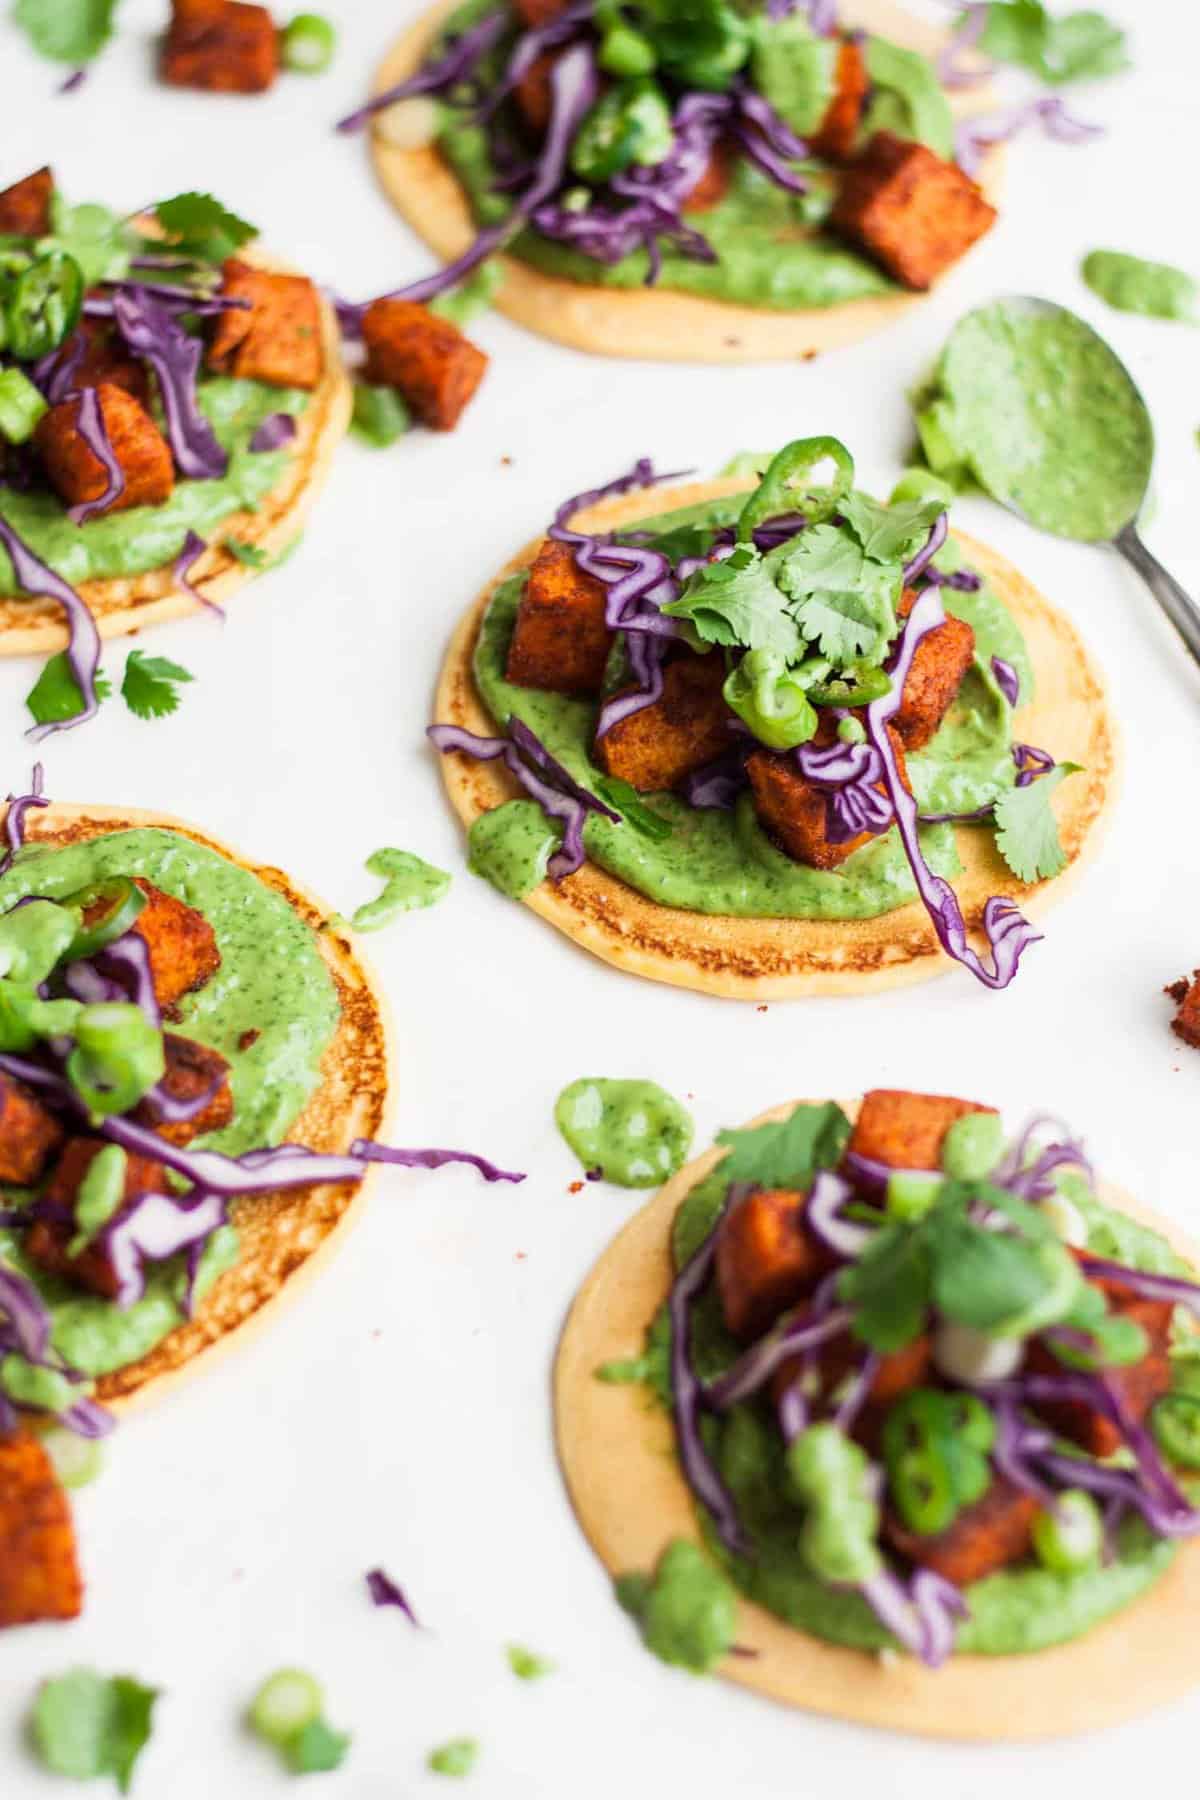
[554,1095,1200,1740]
[0,249,353,656]
[432,476,1121,998]
[367,0,1003,365]
[0,800,394,1412]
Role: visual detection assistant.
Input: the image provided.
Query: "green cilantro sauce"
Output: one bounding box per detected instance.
[432,0,898,312]
[652,1156,1185,1657]
[0,378,309,592]
[921,300,1154,542]
[468,494,1029,922]
[343,847,451,931]
[555,1078,693,1187]
[1082,250,1198,325]
[0,828,339,1378]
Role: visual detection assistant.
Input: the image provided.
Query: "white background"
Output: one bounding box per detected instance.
[1,0,1198,1792]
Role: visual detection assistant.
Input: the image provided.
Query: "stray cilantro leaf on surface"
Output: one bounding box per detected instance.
[14,0,117,63]
[223,539,270,568]
[25,653,112,727]
[120,651,194,722]
[972,1,1128,85]
[428,1738,480,1778]
[285,1719,351,1775]
[506,1645,554,1681]
[716,1102,851,1190]
[31,1669,158,1794]
[664,545,802,660]
[153,192,257,262]
[593,776,673,841]
[992,762,1081,882]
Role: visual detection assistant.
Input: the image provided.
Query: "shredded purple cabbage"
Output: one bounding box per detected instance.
[679,745,750,811]
[922,565,981,593]
[668,1183,748,1556]
[366,1566,422,1625]
[901,511,948,586]
[335,10,508,133]
[0,762,47,878]
[956,96,1103,177]
[706,1299,853,1411]
[249,413,297,453]
[100,1189,229,1310]
[59,66,88,94]
[0,1265,115,1439]
[427,717,618,879]
[67,387,126,525]
[349,1139,525,1184]
[991,655,1020,707]
[173,529,224,619]
[32,331,87,404]
[0,510,103,741]
[937,2,988,88]
[111,288,228,480]
[795,739,894,844]
[865,587,1042,989]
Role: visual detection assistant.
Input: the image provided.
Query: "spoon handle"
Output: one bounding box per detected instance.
[1114,522,1200,670]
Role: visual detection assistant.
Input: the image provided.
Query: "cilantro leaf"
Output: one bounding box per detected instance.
[862,37,955,157]
[837,1221,933,1351]
[506,1644,554,1681]
[153,192,257,262]
[778,527,902,663]
[974,0,1127,84]
[788,588,879,662]
[428,1738,480,1778]
[41,198,133,285]
[840,492,945,564]
[223,539,270,567]
[778,521,865,590]
[285,1719,351,1774]
[120,651,194,722]
[32,1669,158,1794]
[14,0,118,63]
[25,653,112,727]
[716,1102,850,1189]
[992,762,1081,883]
[663,545,803,659]
[593,776,673,841]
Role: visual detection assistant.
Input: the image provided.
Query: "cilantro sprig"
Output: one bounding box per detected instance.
[969,0,1128,85]
[992,761,1081,882]
[152,192,257,264]
[25,650,193,728]
[14,0,119,64]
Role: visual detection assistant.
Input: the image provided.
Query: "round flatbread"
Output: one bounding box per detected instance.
[433,475,1120,998]
[369,0,1002,364]
[0,250,352,656]
[554,1096,1200,1740]
[3,802,393,1411]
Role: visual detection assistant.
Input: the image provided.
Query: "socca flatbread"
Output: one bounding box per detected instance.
[554,1096,1200,1740]
[1,802,393,1411]
[369,0,1002,364]
[0,250,352,656]
[433,476,1120,998]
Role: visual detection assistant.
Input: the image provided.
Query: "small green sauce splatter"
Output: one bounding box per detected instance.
[1082,250,1198,324]
[344,847,450,931]
[506,1644,553,1681]
[615,1540,737,1674]
[468,799,556,898]
[555,1078,693,1188]
[428,1737,479,1778]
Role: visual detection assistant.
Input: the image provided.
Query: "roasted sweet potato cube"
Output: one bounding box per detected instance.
[894,588,975,750]
[0,1072,65,1185]
[715,1187,833,1341]
[505,540,612,695]
[847,1089,996,1173]
[595,652,731,793]
[131,1034,233,1147]
[810,39,868,162]
[73,317,151,405]
[1167,972,1200,1051]
[682,145,732,215]
[884,1472,1037,1583]
[85,879,220,1011]
[207,260,323,389]
[0,167,54,238]
[361,298,488,432]
[513,0,569,26]
[34,384,173,518]
[161,0,279,93]
[831,131,997,290]
[746,727,910,871]
[26,1139,169,1301]
[514,50,555,133]
[770,1335,932,1446]
[0,1431,83,1627]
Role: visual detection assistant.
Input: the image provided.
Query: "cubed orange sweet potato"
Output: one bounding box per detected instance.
[0,1072,64,1186]
[33,384,174,517]
[746,726,910,871]
[514,50,555,133]
[131,1034,233,1147]
[846,1089,996,1172]
[0,1431,83,1627]
[1167,972,1200,1051]
[71,317,152,405]
[85,879,220,1011]
[894,588,975,750]
[809,39,869,162]
[26,1139,169,1301]
[830,131,996,290]
[715,1188,834,1341]
[513,0,569,26]
[885,1472,1037,1583]
[769,1335,932,1449]
[594,652,731,793]
[161,0,279,93]
[361,298,488,432]
[0,167,54,238]
[505,540,612,695]
[682,145,732,215]
[207,260,323,389]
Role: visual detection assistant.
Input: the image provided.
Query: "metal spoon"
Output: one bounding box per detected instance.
[937,296,1200,669]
